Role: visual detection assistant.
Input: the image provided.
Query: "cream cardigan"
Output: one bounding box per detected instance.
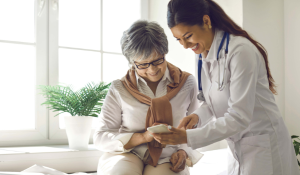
[93,68,202,165]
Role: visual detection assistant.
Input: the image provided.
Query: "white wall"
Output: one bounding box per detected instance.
[243,0,285,117]
[214,0,243,27]
[243,0,300,137]
[284,0,300,136]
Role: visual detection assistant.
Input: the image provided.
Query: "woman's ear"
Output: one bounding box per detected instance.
[203,15,212,29]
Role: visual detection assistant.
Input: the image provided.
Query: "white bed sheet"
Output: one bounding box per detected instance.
[189,148,227,175]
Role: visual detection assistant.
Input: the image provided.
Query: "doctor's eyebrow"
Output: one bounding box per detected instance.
[182,32,191,37]
[174,32,191,40]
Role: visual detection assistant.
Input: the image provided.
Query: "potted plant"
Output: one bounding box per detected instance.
[39,82,110,150]
[292,135,300,166]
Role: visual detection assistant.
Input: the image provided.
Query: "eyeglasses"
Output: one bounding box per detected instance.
[134,57,165,70]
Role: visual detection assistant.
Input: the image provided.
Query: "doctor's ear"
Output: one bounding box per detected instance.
[202,15,212,29]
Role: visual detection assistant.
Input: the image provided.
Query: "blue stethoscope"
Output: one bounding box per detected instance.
[197,32,230,101]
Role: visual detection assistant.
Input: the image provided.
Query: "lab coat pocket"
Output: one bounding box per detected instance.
[240,134,273,175]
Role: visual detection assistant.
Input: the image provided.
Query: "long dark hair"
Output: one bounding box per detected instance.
[167,0,277,94]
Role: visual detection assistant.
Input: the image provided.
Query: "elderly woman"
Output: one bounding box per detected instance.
[93,20,202,175]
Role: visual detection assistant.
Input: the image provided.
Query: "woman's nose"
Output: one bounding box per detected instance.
[148,64,157,71]
[182,40,188,49]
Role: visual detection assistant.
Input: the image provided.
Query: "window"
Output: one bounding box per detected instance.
[0,0,148,146]
[0,0,48,145]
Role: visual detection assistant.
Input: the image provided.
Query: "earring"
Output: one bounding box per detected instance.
[209,25,212,29]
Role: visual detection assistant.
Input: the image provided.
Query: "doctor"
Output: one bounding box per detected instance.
[152,0,300,174]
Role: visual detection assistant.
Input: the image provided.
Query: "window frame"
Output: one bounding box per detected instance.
[0,0,148,147]
[0,0,49,146]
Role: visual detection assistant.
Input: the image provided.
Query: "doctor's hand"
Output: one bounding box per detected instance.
[178,114,199,130]
[152,126,187,145]
[169,150,187,173]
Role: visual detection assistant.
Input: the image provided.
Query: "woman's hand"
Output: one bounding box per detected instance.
[178,114,199,130]
[152,126,187,145]
[142,130,155,143]
[124,131,154,150]
[169,150,188,173]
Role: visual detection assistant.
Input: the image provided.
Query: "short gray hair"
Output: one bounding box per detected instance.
[121,20,168,66]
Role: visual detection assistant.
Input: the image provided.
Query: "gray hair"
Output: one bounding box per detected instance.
[121,20,168,67]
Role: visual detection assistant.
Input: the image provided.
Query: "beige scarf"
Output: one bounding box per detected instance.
[121,62,190,167]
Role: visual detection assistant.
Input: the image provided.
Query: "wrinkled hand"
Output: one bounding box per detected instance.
[142,130,155,143]
[178,114,199,130]
[169,150,187,173]
[152,126,187,145]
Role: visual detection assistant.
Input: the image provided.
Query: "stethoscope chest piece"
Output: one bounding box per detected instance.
[197,90,205,101]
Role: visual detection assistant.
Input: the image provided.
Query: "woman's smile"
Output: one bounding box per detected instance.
[191,43,199,52]
[171,24,214,55]
[148,70,160,77]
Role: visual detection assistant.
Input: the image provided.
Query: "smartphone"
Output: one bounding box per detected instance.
[147,124,171,133]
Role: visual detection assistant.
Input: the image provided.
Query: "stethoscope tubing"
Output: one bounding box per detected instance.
[198,32,229,93]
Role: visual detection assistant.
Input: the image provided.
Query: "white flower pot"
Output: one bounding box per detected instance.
[64,116,93,150]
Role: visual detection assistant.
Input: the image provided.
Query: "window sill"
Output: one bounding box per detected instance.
[0,144,102,173]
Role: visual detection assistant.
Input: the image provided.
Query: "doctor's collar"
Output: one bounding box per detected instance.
[202,28,225,62]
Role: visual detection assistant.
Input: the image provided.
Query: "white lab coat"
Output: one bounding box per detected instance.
[186,28,300,175]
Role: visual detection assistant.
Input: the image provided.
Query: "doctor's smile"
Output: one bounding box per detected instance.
[190,43,199,51]
[172,23,215,55]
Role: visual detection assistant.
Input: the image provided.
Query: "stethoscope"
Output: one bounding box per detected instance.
[197,32,230,101]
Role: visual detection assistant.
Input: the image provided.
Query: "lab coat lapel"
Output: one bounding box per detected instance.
[202,62,211,83]
[202,29,223,77]
[206,29,227,87]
